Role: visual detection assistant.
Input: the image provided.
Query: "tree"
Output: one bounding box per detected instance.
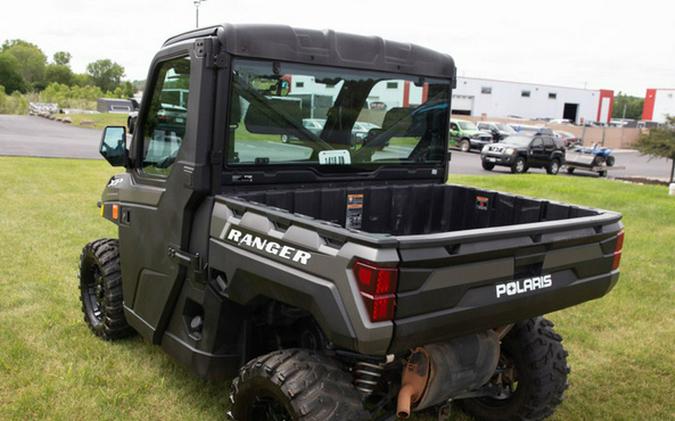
[45,63,73,86]
[612,92,644,120]
[1,39,47,87]
[0,52,27,93]
[71,73,92,87]
[53,51,71,66]
[634,116,675,183]
[86,59,125,92]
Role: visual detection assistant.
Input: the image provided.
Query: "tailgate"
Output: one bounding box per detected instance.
[389,213,622,353]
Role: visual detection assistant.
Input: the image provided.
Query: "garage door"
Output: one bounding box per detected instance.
[452,95,474,115]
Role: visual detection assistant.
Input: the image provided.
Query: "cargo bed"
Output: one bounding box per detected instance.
[213,183,623,354]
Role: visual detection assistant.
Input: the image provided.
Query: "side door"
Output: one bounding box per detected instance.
[449,122,460,145]
[543,136,556,161]
[118,43,216,343]
[529,137,545,165]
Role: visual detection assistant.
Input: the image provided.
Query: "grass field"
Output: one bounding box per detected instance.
[0,157,673,420]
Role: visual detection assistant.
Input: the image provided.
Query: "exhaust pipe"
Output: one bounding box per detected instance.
[396,348,430,418]
[396,331,500,418]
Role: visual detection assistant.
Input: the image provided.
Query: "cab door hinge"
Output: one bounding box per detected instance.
[195,38,226,69]
[168,245,206,282]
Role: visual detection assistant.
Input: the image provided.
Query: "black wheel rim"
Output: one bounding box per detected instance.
[82,256,105,326]
[477,351,520,407]
[249,395,292,421]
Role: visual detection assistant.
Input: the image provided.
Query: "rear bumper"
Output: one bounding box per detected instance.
[389,269,619,353]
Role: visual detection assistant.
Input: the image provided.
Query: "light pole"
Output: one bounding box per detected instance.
[194,0,207,28]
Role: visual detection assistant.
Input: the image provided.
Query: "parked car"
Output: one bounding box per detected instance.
[481,131,566,174]
[548,118,572,125]
[352,121,381,142]
[477,121,518,141]
[281,119,379,146]
[510,124,548,134]
[554,130,582,148]
[449,119,493,152]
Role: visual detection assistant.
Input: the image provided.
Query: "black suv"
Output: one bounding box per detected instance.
[481,128,565,174]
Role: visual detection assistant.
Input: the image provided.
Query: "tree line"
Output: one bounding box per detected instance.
[0,39,143,113]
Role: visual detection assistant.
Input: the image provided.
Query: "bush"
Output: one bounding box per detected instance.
[37,82,131,110]
[0,85,29,114]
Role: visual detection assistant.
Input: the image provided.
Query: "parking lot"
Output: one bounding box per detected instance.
[0,115,672,181]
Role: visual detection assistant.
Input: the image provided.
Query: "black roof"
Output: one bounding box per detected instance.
[163,24,455,80]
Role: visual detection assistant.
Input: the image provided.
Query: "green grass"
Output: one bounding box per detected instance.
[56,113,128,129]
[0,157,673,420]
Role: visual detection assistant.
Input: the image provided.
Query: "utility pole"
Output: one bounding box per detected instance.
[194,0,207,28]
[620,103,627,146]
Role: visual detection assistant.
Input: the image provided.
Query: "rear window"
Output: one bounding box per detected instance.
[226,59,451,169]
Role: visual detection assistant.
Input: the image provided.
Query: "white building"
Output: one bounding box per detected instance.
[452,77,614,124]
[642,88,675,123]
[286,75,614,124]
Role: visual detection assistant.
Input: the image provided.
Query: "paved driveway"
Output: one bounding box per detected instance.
[1,115,672,181]
[0,115,101,159]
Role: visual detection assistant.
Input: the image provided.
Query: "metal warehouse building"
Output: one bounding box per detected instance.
[286,75,614,124]
[642,88,675,123]
[452,77,614,124]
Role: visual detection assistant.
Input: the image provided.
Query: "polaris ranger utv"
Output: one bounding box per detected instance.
[80,24,624,420]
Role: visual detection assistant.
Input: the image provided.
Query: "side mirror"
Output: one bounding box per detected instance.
[100,126,128,167]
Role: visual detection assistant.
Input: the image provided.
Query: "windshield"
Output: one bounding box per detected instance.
[457,120,477,130]
[496,123,517,134]
[503,136,531,146]
[226,59,451,168]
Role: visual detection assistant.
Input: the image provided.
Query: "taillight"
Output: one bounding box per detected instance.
[612,230,624,270]
[353,260,398,322]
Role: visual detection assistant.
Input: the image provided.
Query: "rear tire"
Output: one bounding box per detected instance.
[598,170,608,177]
[281,134,290,143]
[459,317,570,421]
[606,155,615,167]
[566,167,575,174]
[79,239,134,340]
[230,349,369,421]
[482,160,495,171]
[546,159,561,175]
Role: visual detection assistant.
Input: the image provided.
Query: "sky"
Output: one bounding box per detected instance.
[1,0,673,97]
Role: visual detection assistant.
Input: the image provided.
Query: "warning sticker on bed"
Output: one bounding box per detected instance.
[475,195,490,211]
[346,193,364,229]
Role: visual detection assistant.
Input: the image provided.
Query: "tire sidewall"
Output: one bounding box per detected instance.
[80,244,106,334]
[549,159,560,175]
[459,317,569,421]
[232,375,300,421]
[512,157,526,173]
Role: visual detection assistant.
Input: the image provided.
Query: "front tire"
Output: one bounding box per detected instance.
[606,155,615,167]
[79,239,134,340]
[460,139,471,152]
[482,160,495,171]
[230,349,369,421]
[460,317,569,421]
[511,157,527,174]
